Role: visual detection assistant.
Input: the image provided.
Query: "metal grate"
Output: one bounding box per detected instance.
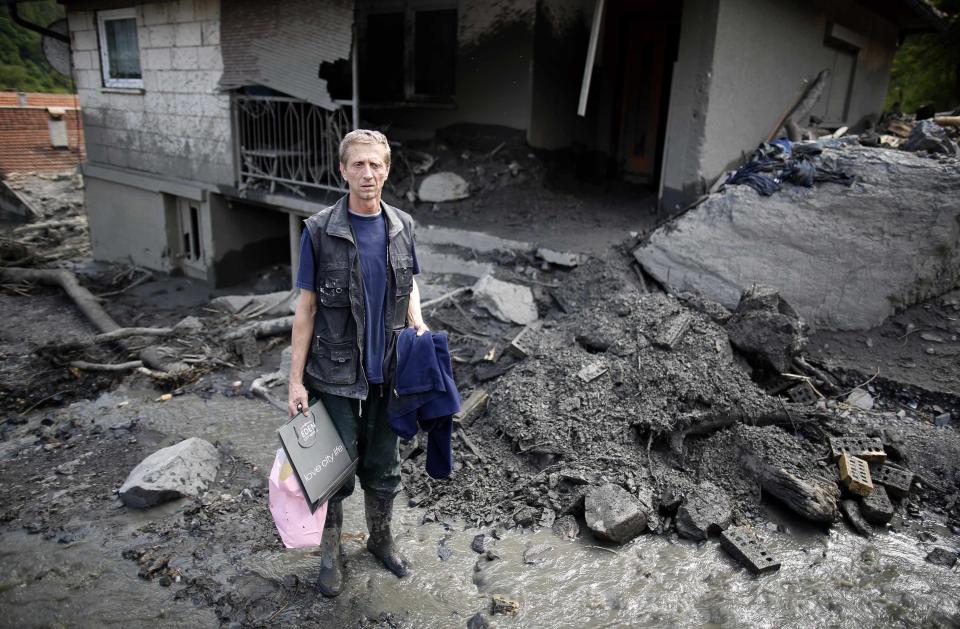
[233,93,349,197]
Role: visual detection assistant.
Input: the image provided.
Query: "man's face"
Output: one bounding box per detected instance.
[340,144,390,202]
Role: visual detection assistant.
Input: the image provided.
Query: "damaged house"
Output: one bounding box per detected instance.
[26,0,941,285]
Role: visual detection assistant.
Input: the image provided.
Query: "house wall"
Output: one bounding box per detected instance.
[67,0,231,185]
[364,0,536,133]
[84,174,174,270]
[696,0,898,197]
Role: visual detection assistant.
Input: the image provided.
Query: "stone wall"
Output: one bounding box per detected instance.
[67,0,231,186]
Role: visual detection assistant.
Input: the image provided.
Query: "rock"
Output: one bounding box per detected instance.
[467,612,491,629]
[846,388,874,411]
[724,286,806,373]
[119,438,220,508]
[925,546,958,568]
[513,506,538,528]
[209,294,255,314]
[471,533,491,553]
[418,172,470,202]
[551,514,579,540]
[536,248,582,268]
[675,482,732,541]
[173,316,203,333]
[903,119,959,155]
[934,412,952,427]
[633,146,960,330]
[577,361,607,383]
[472,275,538,325]
[210,291,295,316]
[522,543,552,565]
[584,483,647,544]
[840,500,872,537]
[491,594,520,616]
[860,485,894,525]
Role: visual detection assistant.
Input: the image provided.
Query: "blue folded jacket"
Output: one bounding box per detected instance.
[387,328,461,479]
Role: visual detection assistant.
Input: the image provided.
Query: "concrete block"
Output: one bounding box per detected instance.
[584,483,646,544]
[142,48,173,71]
[653,312,693,350]
[787,381,817,405]
[870,464,913,498]
[145,25,175,49]
[860,485,894,525]
[174,0,195,23]
[172,46,199,70]
[676,481,731,541]
[141,2,170,26]
[720,526,781,574]
[67,10,94,32]
[201,20,220,46]
[829,436,886,464]
[472,275,538,325]
[197,45,222,71]
[71,29,98,52]
[838,453,873,497]
[176,22,203,47]
[119,437,220,508]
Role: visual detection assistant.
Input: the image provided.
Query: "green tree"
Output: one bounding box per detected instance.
[886,0,960,112]
[0,0,74,93]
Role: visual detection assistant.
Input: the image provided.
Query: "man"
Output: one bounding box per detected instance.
[287,129,427,597]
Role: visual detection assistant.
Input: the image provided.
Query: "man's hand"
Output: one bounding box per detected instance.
[410,320,429,337]
[288,382,309,418]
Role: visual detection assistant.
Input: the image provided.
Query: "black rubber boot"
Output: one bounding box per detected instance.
[316,500,345,597]
[364,492,411,578]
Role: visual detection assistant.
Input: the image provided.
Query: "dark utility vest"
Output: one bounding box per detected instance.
[302,195,416,400]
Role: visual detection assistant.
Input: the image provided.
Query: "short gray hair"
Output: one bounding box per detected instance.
[339,129,391,167]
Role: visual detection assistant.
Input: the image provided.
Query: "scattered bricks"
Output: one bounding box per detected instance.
[870,464,914,499]
[719,526,781,574]
[840,500,872,537]
[491,595,520,616]
[829,436,886,464]
[860,485,894,525]
[653,312,693,350]
[838,453,873,497]
[787,381,818,405]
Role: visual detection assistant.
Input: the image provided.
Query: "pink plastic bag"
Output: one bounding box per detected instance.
[268,447,328,549]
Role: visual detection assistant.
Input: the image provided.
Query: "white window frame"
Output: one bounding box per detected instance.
[97,7,143,89]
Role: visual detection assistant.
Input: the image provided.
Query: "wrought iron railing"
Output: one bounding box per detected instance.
[232,94,349,196]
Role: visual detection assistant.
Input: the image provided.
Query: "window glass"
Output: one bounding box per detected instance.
[414,9,456,97]
[104,17,141,80]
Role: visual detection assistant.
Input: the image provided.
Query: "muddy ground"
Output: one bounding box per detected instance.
[1,170,959,626]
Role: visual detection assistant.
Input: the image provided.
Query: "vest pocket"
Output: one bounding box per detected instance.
[318,269,350,307]
[313,338,357,385]
[392,254,414,296]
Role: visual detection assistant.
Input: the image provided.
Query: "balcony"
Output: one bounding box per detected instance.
[232,93,349,198]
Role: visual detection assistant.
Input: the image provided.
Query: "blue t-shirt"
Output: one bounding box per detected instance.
[296,212,420,384]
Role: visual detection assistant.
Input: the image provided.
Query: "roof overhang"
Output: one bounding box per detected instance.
[854,0,948,35]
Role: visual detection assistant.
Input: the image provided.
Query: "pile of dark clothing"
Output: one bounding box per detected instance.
[725,139,855,196]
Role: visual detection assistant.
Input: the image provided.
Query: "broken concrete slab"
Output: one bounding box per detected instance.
[119,437,220,509]
[418,172,470,202]
[675,481,732,541]
[583,483,647,544]
[633,146,960,330]
[653,312,694,350]
[472,274,538,325]
[860,485,894,525]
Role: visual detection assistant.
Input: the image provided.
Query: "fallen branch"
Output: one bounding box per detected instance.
[738,445,839,523]
[934,116,960,128]
[69,360,143,372]
[48,326,174,351]
[12,217,86,235]
[95,271,153,298]
[422,286,471,310]
[223,316,294,341]
[1,267,119,333]
[457,427,485,461]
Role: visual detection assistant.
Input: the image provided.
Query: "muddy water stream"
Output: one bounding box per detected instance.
[2,385,958,627]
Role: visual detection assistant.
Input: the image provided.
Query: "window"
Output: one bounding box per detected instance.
[97,8,142,89]
[359,2,457,103]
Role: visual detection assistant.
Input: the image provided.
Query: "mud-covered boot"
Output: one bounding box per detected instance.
[364,492,411,578]
[316,500,345,597]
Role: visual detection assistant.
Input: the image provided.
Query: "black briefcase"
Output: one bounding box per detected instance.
[277,398,357,513]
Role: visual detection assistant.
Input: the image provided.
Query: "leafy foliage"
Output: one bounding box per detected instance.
[886,0,960,112]
[0,1,74,93]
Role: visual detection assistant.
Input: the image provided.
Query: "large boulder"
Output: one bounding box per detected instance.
[675,481,732,541]
[633,146,960,330]
[119,437,220,508]
[584,483,647,544]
